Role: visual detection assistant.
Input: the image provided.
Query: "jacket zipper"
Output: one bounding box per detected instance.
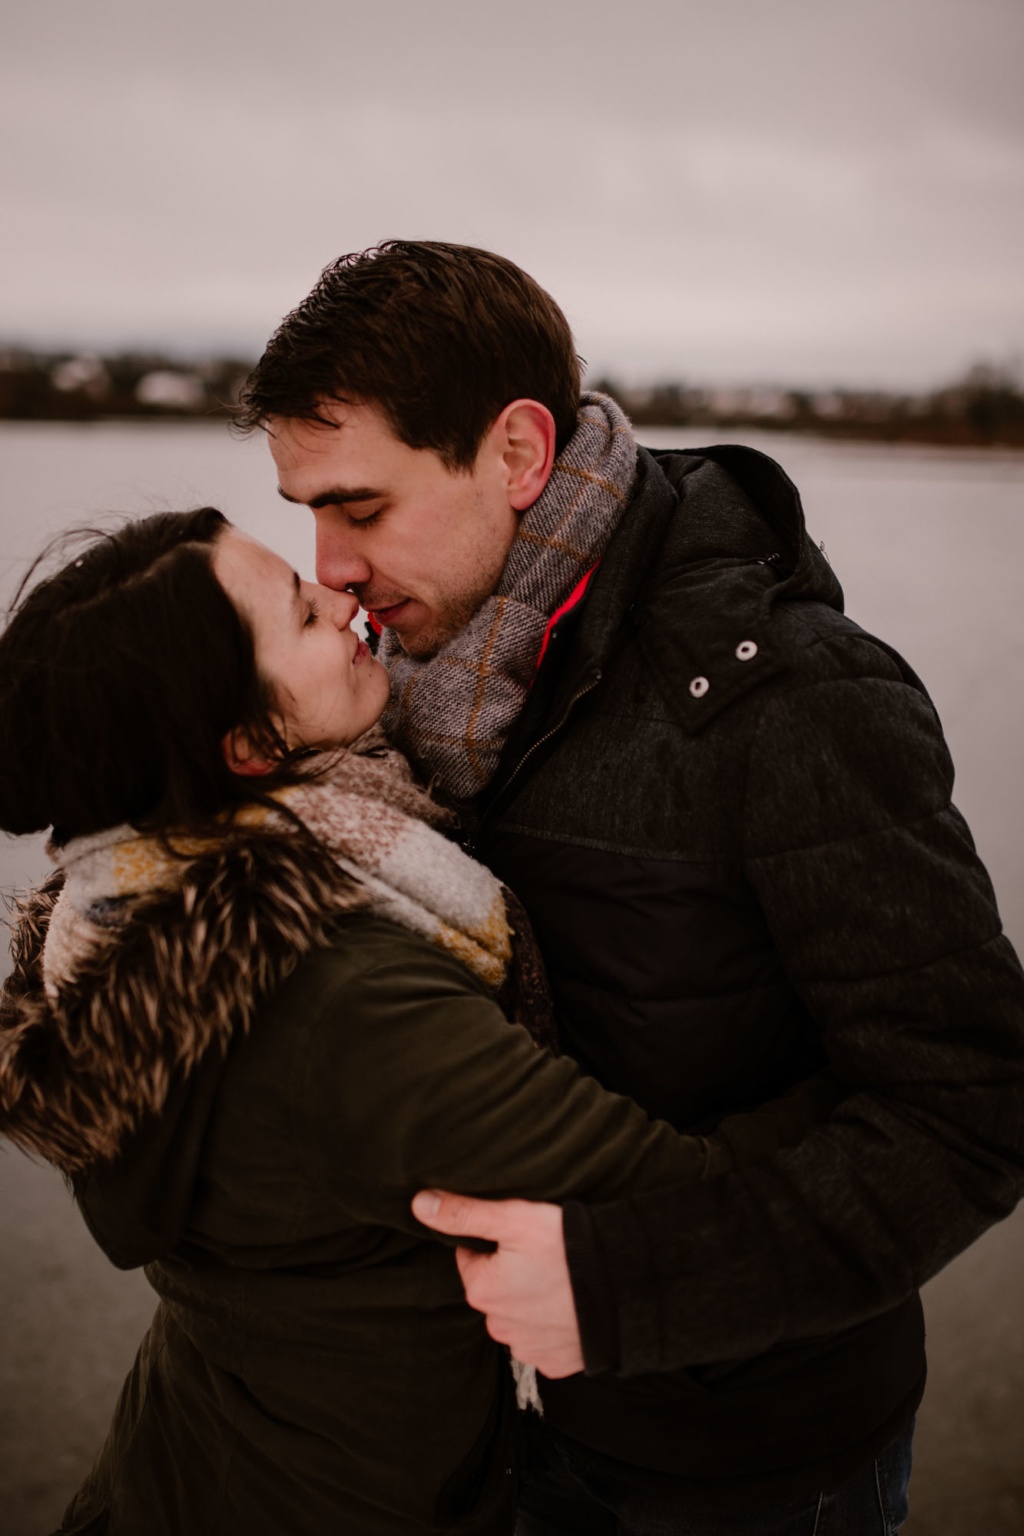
[479,667,604,834]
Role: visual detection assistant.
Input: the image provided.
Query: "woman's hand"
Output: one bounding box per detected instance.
[411,1192,585,1378]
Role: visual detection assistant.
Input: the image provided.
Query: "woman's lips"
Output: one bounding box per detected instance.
[353,639,369,664]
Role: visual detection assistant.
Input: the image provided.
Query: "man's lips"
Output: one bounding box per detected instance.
[368,599,411,626]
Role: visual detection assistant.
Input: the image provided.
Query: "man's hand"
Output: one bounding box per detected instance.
[411,1192,584,1378]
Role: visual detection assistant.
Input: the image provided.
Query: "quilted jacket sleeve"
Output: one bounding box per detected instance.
[563,669,1024,1374]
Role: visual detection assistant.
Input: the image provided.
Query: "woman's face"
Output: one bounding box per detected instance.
[212,527,391,753]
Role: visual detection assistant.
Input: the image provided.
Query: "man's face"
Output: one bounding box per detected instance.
[269,400,520,659]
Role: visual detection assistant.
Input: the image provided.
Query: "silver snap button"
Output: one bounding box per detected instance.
[689,676,710,699]
[735,640,758,662]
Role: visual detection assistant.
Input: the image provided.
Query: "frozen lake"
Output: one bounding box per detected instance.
[1,420,1023,1533]
[3,420,1022,949]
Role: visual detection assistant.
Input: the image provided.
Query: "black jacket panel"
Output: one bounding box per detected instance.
[477,444,1024,1495]
[482,835,819,1129]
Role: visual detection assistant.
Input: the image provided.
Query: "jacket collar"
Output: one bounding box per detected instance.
[482,440,846,805]
[635,444,845,734]
[477,450,677,818]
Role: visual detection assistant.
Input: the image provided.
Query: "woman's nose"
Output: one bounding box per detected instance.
[327,588,360,628]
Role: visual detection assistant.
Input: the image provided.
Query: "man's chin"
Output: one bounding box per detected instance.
[378,595,484,661]
[376,610,439,660]
[394,629,444,661]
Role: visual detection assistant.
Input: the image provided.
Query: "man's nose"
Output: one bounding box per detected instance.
[314,519,373,592]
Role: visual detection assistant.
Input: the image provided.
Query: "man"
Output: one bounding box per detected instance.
[238,242,1024,1532]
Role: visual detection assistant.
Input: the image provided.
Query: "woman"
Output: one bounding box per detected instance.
[0,509,833,1535]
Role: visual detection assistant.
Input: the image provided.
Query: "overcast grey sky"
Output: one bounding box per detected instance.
[4,0,1022,387]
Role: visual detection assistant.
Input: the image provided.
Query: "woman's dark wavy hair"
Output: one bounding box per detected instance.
[236,240,583,469]
[0,509,308,844]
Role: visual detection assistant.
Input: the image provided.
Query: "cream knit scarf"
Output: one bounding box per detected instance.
[381,392,638,801]
[41,733,513,1003]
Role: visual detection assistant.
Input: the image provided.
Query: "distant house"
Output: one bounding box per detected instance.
[50,355,110,399]
[135,370,206,411]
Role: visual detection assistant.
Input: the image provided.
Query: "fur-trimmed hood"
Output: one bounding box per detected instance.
[0,830,368,1179]
[0,729,549,1189]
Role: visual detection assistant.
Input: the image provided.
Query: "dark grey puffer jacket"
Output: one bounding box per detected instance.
[476,443,1024,1500]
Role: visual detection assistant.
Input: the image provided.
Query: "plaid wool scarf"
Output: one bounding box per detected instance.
[381,392,638,802]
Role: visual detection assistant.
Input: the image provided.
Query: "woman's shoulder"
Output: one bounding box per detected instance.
[267,911,532,1120]
[244,914,529,1212]
[270,911,500,1051]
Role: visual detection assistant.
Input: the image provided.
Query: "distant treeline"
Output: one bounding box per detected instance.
[2,346,1023,448]
[0,349,251,423]
[597,365,1024,448]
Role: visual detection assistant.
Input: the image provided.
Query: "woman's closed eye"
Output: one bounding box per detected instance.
[303,596,321,627]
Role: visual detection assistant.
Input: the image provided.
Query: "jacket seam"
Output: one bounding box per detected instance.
[74,1324,169,1520]
[750,663,934,709]
[776,926,1010,990]
[549,971,794,1006]
[744,799,953,862]
[201,1289,249,1536]
[739,671,949,861]
[485,822,729,861]
[201,1400,244,1535]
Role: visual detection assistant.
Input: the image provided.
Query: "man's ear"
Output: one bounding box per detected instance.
[222,725,277,778]
[495,400,558,512]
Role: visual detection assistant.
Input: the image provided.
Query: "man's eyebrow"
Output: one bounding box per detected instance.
[276,485,383,510]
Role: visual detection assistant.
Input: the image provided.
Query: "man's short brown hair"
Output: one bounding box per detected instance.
[236,241,582,470]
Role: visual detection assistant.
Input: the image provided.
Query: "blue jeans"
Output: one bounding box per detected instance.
[516,1421,914,1536]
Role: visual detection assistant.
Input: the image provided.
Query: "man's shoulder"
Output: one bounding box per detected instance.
[635,442,821,587]
[621,457,873,729]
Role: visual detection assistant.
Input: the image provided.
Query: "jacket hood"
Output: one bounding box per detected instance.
[480,440,844,822]
[652,443,844,608]
[0,832,365,1265]
[625,444,846,736]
